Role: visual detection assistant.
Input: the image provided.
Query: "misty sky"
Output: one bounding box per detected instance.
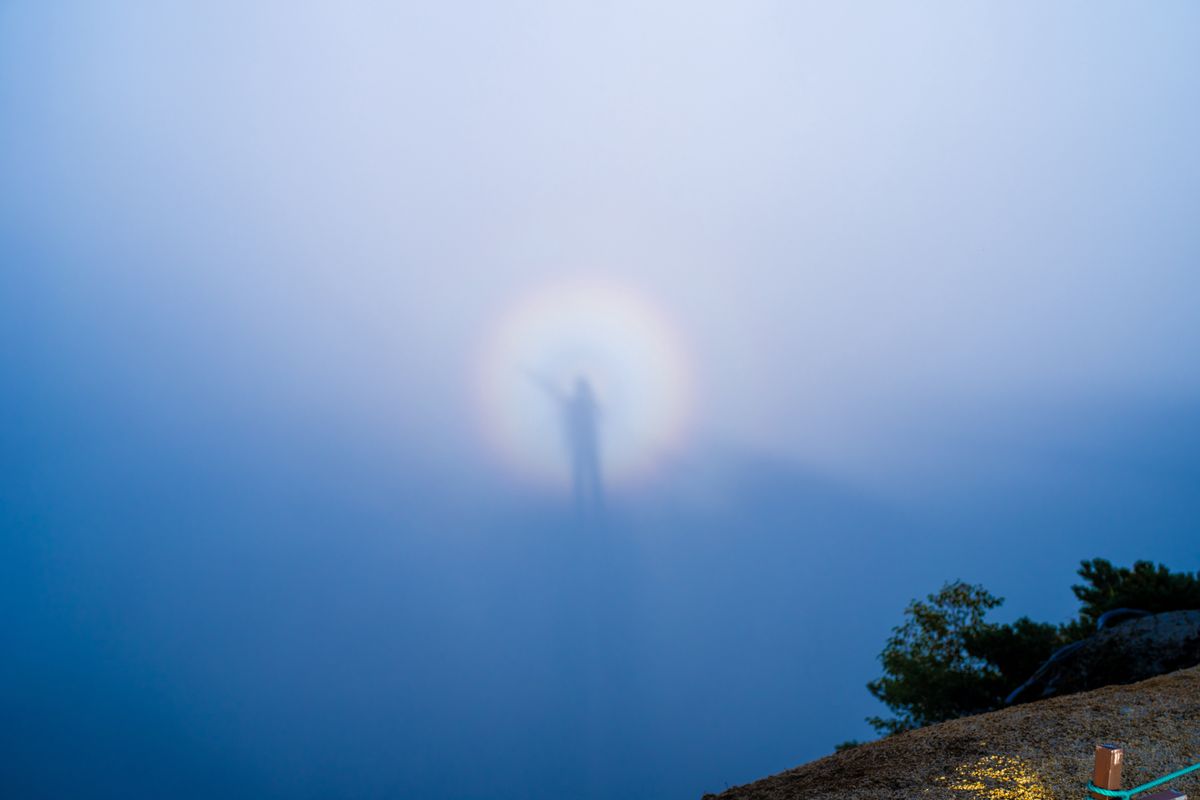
[2,3,1198,799]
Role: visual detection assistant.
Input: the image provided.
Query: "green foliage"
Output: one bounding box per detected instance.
[863,559,1200,740]
[833,740,862,753]
[1072,558,1200,623]
[866,581,1005,735]
[963,616,1066,692]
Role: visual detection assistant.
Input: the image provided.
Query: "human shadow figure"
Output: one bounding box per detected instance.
[527,371,605,517]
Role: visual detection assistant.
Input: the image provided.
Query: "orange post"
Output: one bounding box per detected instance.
[1093,745,1123,800]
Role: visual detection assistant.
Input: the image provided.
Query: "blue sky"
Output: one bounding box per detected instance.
[2,3,1198,798]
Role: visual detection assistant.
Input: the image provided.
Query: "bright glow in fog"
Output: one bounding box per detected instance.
[476,281,693,487]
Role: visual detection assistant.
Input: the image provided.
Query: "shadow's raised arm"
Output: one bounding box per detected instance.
[522,368,564,403]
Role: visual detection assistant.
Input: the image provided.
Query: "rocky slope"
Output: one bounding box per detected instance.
[704,666,1200,800]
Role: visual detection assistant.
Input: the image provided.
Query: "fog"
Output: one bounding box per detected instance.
[2,3,1198,798]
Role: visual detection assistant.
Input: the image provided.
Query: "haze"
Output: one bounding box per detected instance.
[2,3,1197,799]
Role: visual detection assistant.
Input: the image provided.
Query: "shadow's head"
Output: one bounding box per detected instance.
[573,376,595,403]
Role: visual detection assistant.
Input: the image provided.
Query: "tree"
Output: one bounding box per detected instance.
[867,581,1005,735]
[963,615,1065,696]
[1072,558,1200,623]
[863,559,1200,739]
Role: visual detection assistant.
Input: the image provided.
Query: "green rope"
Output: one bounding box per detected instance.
[1086,761,1200,800]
